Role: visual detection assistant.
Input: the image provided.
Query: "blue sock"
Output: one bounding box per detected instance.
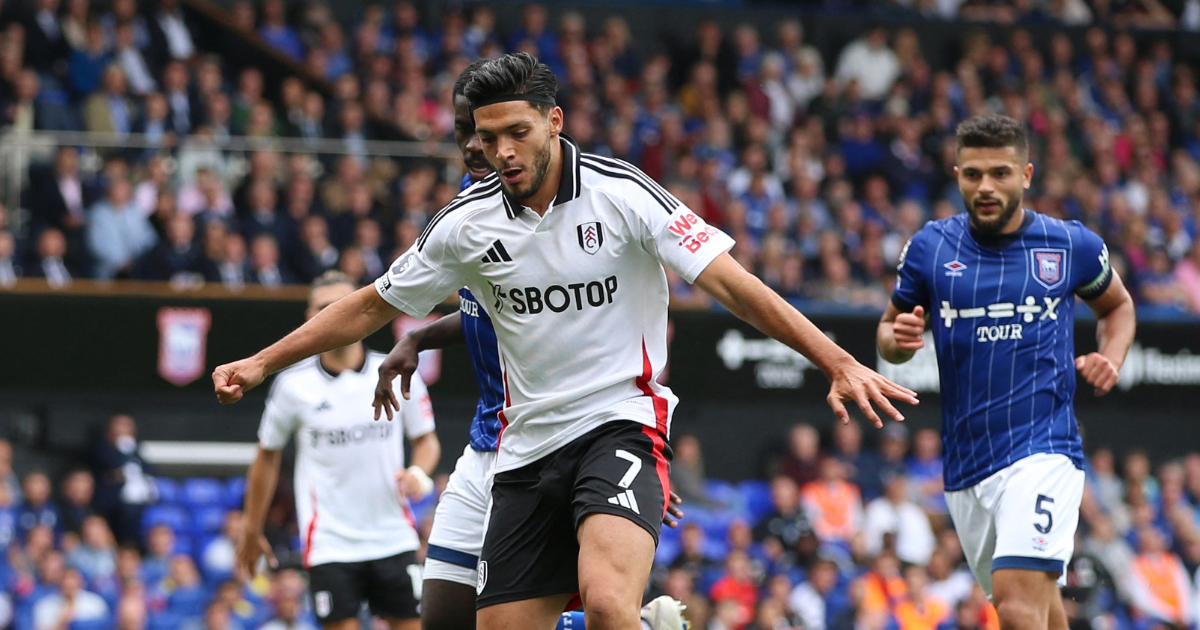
[556,610,587,630]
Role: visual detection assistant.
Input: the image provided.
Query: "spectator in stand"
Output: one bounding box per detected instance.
[114,593,147,630]
[892,564,949,630]
[1174,239,1200,314]
[863,474,936,566]
[753,476,817,568]
[671,434,719,507]
[923,548,974,609]
[249,234,292,287]
[800,457,863,548]
[17,471,60,542]
[905,428,945,518]
[290,215,338,283]
[65,515,117,584]
[32,567,111,630]
[670,522,716,584]
[163,554,209,620]
[70,20,111,98]
[208,233,250,290]
[91,414,156,546]
[137,212,203,282]
[141,524,174,587]
[113,20,155,96]
[83,64,134,136]
[258,591,316,630]
[28,228,75,288]
[833,26,900,102]
[87,175,157,279]
[0,230,18,286]
[22,0,70,77]
[161,60,201,136]
[830,422,885,500]
[1128,526,1193,628]
[181,600,241,630]
[57,468,94,538]
[26,146,95,275]
[259,0,303,62]
[0,439,19,504]
[788,557,845,630]
[777,423,821,487]
[709,550,759,630]
[147,0,196,66]
[200,511,241,585]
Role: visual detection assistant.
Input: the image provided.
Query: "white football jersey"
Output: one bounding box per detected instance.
[375,136,734,473]
[257,351,435,566]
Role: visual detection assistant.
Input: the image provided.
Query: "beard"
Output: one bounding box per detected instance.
[507,135,553,201]
[967,193,1022,235]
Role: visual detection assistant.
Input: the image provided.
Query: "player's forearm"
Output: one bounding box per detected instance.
[411,313,466,352]
[409,432,441,476]
[729,277,856,377]
[1096,298,1136,371]
[255,286,399,375]
[877,321,915,365]
[243,447,282,535]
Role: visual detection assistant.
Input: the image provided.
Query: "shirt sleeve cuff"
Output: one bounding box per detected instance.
[374,276,427,319]
[678,234,736,284]
[891,294,919,312]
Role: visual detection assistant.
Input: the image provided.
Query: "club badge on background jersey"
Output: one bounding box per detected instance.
[157,307,211,386]
[1031,248,1067,289]
[577,222,604,255]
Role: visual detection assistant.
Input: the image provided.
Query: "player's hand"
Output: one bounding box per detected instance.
[663,492,684,528]
[395,467,432,500]
[827,361,919,428]
[1075,352,1119,396]
[235,531,276,578]
[374,335,421,420]
[892,305,926,352]
[213,357,267,405]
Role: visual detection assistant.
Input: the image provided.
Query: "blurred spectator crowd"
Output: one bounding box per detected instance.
[1,0,1200,317]
[5,412,1200,630]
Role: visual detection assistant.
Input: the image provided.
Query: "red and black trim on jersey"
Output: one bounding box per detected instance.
[580,154,680,214]
[417,175,502,251]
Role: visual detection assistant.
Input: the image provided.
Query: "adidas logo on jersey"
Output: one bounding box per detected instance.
[607,489,640,514]
[481,240,513,264]
[314,401,332,411]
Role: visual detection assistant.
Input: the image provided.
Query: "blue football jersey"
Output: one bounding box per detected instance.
[891,211,1112,491]
[458,173,504,452]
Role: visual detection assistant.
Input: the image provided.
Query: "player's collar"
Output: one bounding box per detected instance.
[316,351,369,379]
[969,208,1035,251]
[502,134,583,219]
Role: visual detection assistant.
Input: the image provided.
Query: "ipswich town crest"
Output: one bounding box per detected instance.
[1030,248,1067,290]
[157,307,212,386]
[577,222,604,255]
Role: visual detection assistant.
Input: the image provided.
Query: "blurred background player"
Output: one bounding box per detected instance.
[371,60,687,630]
[878,114,1136,630]
[238,270,441,630]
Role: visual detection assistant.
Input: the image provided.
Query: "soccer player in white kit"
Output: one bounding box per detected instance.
[214,53,916,630]
[236,271,441,630]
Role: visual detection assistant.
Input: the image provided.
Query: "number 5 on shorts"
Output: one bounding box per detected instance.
[1034,494,1054,534]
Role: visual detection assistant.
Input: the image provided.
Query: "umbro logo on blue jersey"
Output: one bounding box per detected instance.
[944,260,967,277]
[481,240,513,264]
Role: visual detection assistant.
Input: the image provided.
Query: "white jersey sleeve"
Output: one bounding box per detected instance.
[399,370,436,439]
[374,218,465,318]
[630,192,735,283]
[258,375,301,450]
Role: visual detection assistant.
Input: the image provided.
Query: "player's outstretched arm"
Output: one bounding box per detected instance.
[878,302,927,364]
[1078,272,1136,396]
[238,446,281,578]
[213,286,400,404]
[694,253,918,427]
[374,313,465,420]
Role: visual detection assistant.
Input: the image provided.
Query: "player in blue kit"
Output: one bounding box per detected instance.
[878,114,1136,630]
[370,61,686,630]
